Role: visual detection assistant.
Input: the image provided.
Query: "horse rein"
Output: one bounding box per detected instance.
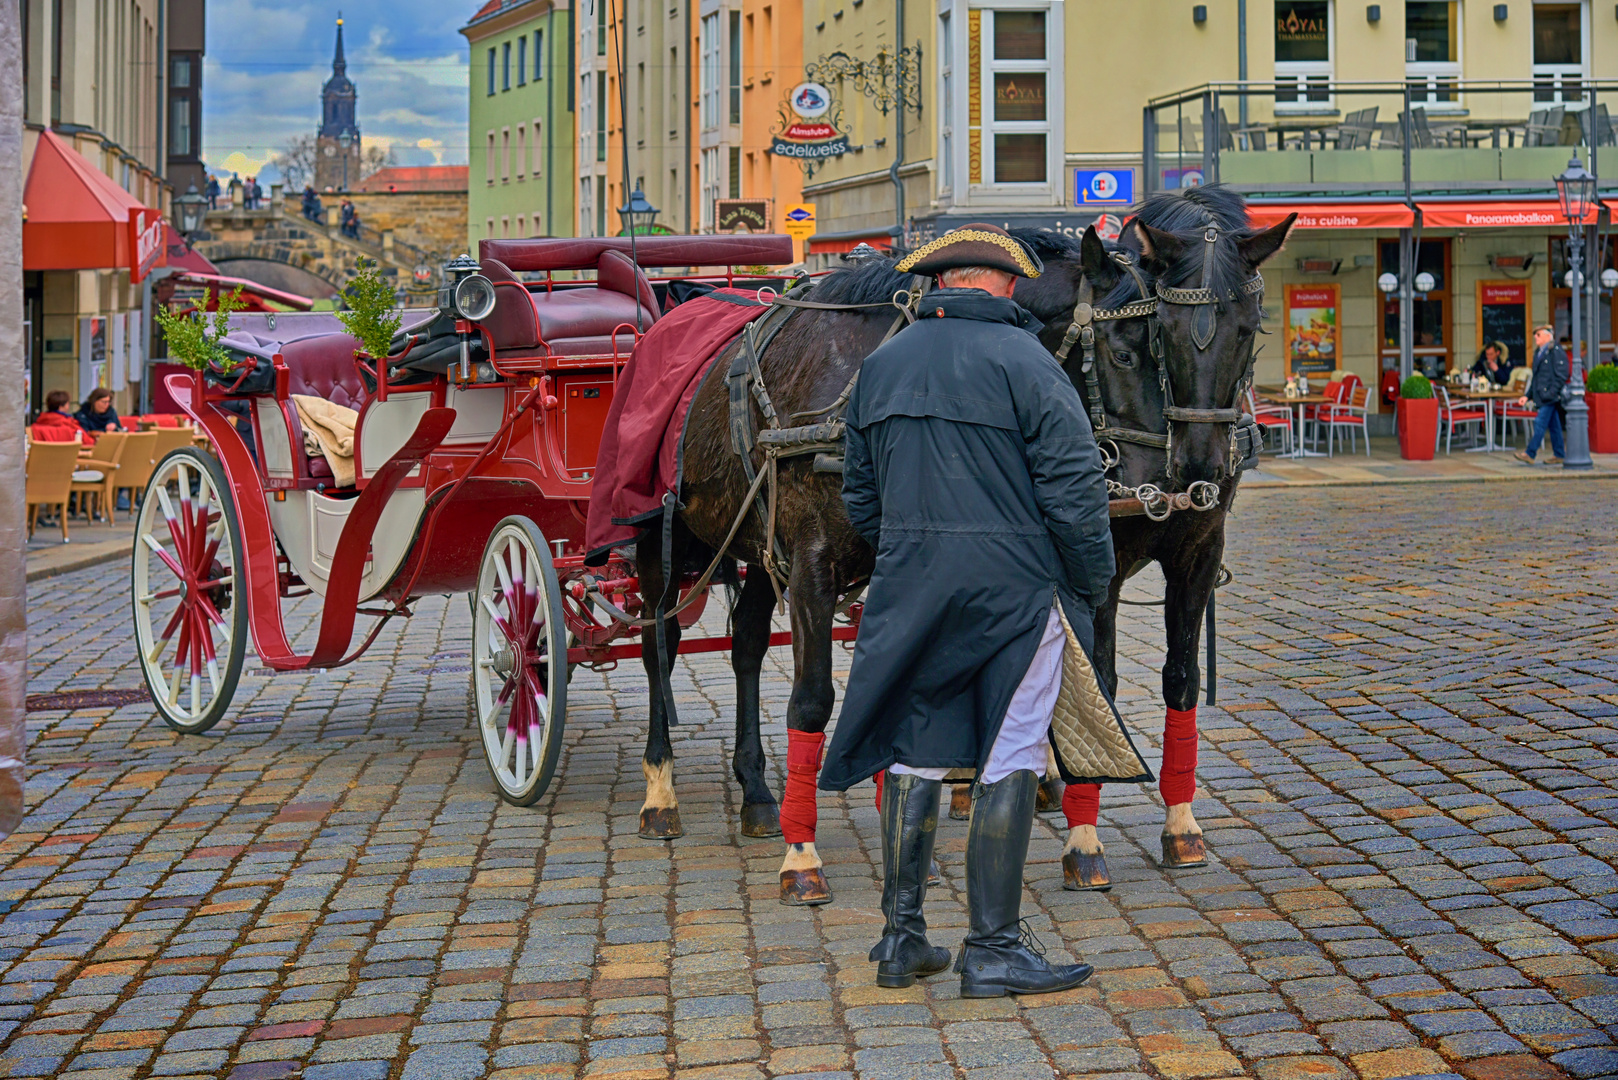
[1054,227,1264,520]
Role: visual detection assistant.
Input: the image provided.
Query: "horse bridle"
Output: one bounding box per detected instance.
[1054,226,1264,517]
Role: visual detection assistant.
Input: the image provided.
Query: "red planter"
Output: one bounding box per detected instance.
[1590,392,1618,454]
[1397,397,1438,460]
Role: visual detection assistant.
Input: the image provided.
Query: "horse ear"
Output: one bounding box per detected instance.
[1132,221,1184,270]
[1239,214,1295,269]
[1078,227,1120,289]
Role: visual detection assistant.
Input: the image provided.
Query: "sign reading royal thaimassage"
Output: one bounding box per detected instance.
[769,82,850,160]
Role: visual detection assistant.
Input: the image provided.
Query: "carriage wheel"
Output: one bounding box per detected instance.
[131,448,248,735]
[472,517,568,806]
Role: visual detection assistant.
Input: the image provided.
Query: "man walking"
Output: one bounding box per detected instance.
[819,225,1117,998]
[1516,324,1568,465]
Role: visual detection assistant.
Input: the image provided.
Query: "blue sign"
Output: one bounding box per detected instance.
[1074,169,1134,205]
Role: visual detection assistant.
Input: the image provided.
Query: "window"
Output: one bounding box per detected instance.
[597,73,608,160]
[515,124,526,178]
[637,62,646,143]
[502,215,511,238]
[533,118,545,175]
[502,128,511,181]
[598,0,608,55]
[1405,1,1459,105]
[1379,239,1452,379]
[503,42,511,90]
[729,146,741,197]
[535,30,545,79]
[487,48,496,95]
[169,98,192,157]
[485,130,496,184]
[1533,4,1584,104]
[728,10,742,124]
[486,217,496,239]
[1273,1,1331,107]
[701,146,720,229]
[517,214,526,235]
[987,10,1048,184]
[701,12,720,130]
[518,35,527,85]
[939,13,953,193]
[597,176,608,236]
[170,55,191,88]
[580,179,593,236]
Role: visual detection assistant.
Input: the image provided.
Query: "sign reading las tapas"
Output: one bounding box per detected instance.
[770,82,850,160]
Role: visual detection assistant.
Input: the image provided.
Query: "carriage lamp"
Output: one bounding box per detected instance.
[174,183,208,239]
[452,273,497,323]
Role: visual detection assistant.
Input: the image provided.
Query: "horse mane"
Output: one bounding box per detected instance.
[808,255,914,308]
[1009,227,1152,311]
[1130,184,1254,300]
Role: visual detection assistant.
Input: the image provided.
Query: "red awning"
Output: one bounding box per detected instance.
[807,231,897,255]
[1602,199,1618,221]
[1416,200,1596,229]
[1248,202,1415,230]
[163,223,219,275]
[23,129,165,278]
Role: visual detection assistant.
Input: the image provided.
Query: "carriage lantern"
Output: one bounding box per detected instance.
[439,254,497,380]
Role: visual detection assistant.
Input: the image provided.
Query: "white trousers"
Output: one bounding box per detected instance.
[891,607,1064,786]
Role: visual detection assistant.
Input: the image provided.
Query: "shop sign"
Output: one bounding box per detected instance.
[1074,169,1134,206]
[914,211,1118,246]
[128,207,165,283]
[1478,281,1532,364]
[783,204,817,240]
[770,82,850,160]
[1283,283,1340,378]
[716,199,772,233]
[1161,167,1204,189]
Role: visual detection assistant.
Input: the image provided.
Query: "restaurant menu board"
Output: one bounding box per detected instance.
[1283,284,1340,377]
[1476,281,1531,368]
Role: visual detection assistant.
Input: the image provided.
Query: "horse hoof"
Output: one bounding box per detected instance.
[927,858,942,889]
[949,785,972,820]
[1160,833,1207,869]
[1062,851,1112,892]
[639,806,685,840]
[780,867,834,906]
[739,802,781,838]
[1036,777,1063,814]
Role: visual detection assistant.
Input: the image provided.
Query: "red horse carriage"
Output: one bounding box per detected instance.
[132,234,847,805]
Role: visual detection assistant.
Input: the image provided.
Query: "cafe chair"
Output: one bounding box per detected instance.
[26,441,82,543]
[1499,371,1537,446]
[1522,107,1566,147]
[1332,106,1379,150]
[1321,382,1372,457]
[1436,386,1487,453]
[69,431,128,525]
[1303,378,1349,450]
[114,430,160,513]
[1244,388,1293,455]
[151,426,198,463]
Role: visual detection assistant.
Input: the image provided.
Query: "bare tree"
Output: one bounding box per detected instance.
[273,134,317,190]
[361,143,399,180]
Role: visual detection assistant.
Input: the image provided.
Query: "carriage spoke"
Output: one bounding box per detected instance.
[167,667,184,708]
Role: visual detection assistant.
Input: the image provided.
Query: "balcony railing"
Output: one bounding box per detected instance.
[1144,80,1617,198]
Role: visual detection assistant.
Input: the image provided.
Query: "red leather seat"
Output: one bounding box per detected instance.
[481,251,658,357]
[274,333,366,485]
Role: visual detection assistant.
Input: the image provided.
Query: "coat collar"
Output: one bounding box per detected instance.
[916,288,1044,334]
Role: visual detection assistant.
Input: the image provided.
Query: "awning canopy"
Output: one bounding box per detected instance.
[173,271,314,313]
[1248,202,1415,230]
[23,129,166,280]
[1416,200,1597,229]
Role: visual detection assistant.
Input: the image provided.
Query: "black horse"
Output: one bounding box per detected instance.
[1011,186,1294,887]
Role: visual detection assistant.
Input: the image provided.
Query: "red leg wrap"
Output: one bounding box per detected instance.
[1160,706,1198,806]
[873,770,884,812]
[1063,783,1100,829]
[779,730,825,844]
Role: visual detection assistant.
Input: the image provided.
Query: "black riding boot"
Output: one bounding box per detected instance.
[869,772,950,987]
[958,769,1093,998]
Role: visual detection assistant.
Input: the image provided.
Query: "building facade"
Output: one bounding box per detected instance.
[622,0,694,233]
[464,0,577,247]
[578,0,620,237]
[315,19,363,193]
[20,0,205,418]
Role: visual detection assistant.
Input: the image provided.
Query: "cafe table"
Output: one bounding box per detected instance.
[1441,385,1520,453]
[1256,389,1332,458]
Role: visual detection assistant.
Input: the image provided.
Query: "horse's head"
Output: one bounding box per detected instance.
[1127,186,1293,485]
[1012,226,1167,492]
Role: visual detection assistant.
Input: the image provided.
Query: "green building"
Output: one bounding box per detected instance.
[462,0,576,248]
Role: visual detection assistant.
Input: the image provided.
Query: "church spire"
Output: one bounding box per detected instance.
[332,13,346,78]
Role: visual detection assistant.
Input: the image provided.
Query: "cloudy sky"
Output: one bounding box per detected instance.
[203,0,472,181]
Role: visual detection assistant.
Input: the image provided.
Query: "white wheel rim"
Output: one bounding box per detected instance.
[133,457,236,726]
[473,527,560,797]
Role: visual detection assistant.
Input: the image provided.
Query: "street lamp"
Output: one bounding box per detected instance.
[338,130,353,191]
[174,183,208,239]
[617,186,659,332]
[1555,155,1597,470]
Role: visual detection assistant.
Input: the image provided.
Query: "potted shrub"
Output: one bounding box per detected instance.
[1587,363,1618,454]
[153,286,247,391]
[1397,373,1437,460]
[338,257,403,385]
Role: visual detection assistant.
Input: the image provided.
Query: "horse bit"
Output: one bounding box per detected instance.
[1054,226,1265,522]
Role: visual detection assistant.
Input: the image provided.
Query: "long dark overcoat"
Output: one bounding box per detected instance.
[819,288,1117,791]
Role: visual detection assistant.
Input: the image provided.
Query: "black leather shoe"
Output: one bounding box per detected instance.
[958,770,1093,998]
[869,773,950,987]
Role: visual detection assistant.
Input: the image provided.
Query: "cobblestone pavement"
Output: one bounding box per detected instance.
[5,482,1618,1080]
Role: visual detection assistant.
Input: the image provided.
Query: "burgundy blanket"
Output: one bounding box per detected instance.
[585,289,770,562]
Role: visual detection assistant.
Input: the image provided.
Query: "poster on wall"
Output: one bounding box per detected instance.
[1476,281,1531,371]
[79,316,106,399]
[1283,283,1340,378]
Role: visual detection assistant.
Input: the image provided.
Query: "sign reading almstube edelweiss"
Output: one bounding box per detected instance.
[769,82,850,160]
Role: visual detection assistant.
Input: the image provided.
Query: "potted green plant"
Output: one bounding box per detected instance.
[153,287,248,391]
[1397,373,1437,460]
[338,257,403,382]
[1587,363,1618,454]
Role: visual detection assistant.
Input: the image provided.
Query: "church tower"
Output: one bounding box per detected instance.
[314,15,361,191]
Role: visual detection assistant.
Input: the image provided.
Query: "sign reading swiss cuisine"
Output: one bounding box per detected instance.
[770,81,850,160]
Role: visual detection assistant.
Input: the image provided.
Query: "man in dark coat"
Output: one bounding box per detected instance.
[819,224,1114,998]
[1516,324,1568,464]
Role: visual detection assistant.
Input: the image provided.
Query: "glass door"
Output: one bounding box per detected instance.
[1532,3,1585,105]
[1380,238,1453,380]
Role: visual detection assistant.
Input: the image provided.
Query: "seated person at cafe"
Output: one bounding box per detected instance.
[31,390,84,442]
[75,387,126,435]
[1470,341,1515,386]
